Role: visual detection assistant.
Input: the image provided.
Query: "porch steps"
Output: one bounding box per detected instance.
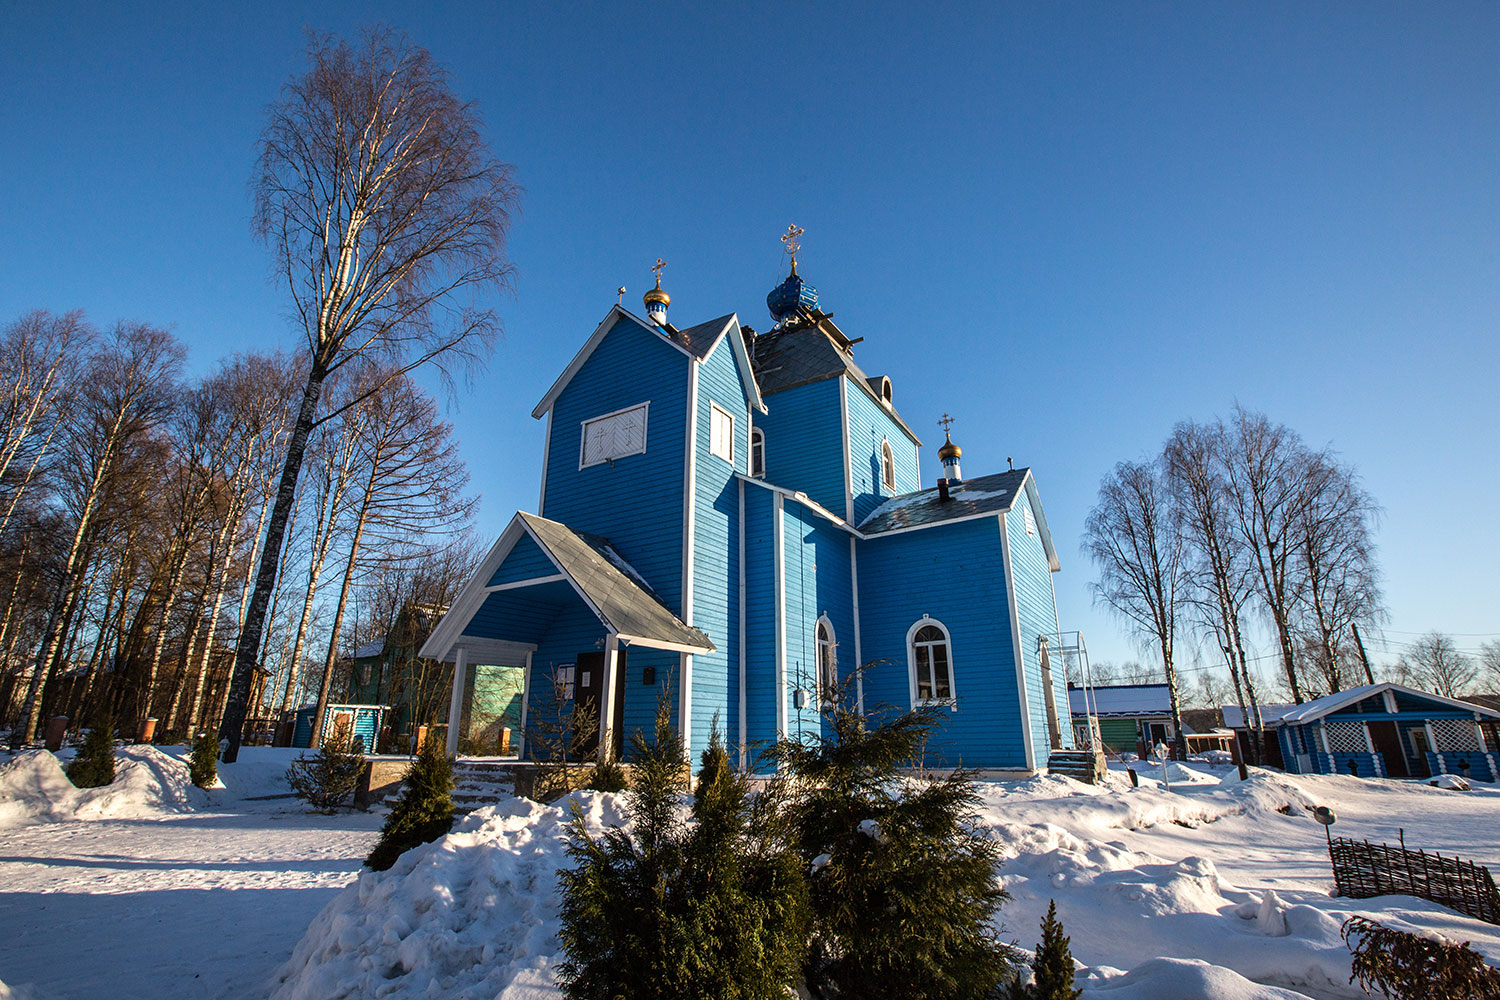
[1047,749,1107,785]
[381,760,524,813]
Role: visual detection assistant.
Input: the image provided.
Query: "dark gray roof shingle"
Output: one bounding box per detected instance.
[857,469,1030,534]
[519,512,714,652]
[672,313,736,361]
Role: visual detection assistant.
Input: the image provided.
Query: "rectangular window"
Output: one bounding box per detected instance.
[580,403,648,468]
[710,402,734,462]
[1023,505,1037,536]
[557,664,576,700]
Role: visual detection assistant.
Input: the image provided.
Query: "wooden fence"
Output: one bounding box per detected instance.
[1329,836,1500,925]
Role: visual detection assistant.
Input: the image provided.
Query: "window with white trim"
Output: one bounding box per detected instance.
[1023,504,1037,536]
[750,427,765,477]
[816,617,836,705]
[881,439,896,491]
[909,618,954,704]
[710,402,734,463]
[580,403,648,468]
[556,663,576,700]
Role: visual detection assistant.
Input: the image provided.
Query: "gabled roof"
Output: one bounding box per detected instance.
[746,311,920,445]
[532,306,763,419]
[856,468,1061,572]
[1068,683,1172,718]
[420,512,714,664]
[1261,682,1500,727]
[1221,703,1298,729]
[352,639,385,659]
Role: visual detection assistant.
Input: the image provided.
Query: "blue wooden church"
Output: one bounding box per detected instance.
[422,239,1074,773]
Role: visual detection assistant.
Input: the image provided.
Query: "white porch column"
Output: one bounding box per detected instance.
[446,645,468,758]
[599,634,619,760]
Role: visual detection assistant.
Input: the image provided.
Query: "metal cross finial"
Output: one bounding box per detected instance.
[781,224,804,267]
[938,413,955,434]
[651,258,666,286]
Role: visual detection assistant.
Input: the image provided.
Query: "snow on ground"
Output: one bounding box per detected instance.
[0,745,382,1000]
[3,749,1499,1000]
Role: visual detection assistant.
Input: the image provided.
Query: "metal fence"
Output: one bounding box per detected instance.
[1329,836,1500,925]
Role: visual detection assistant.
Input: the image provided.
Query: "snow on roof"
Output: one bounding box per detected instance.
[352,639,385,659]
[1263,683,1500,727]
[1068,684,1172,718]
[1220,703,1297,729]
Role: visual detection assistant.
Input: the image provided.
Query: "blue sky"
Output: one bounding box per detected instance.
[3,3,1497,681]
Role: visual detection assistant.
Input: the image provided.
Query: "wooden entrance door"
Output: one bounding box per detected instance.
[1368,721,1408,777]
[573,650,626,759]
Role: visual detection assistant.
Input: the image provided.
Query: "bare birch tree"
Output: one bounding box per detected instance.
[1084,458,1189,758]
[221,26,517,761]
[1397,632,1477,699]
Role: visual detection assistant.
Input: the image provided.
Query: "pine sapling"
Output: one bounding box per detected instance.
[189,730,219,789]
[366,735,456,870]
[67,714,116,789]
[1030,900,1082,1000]
[286,720,365,811]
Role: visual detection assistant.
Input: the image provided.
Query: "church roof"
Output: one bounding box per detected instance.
[747,310,920,444]
[857,468,1061,571]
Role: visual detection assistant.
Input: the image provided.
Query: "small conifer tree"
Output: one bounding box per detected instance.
[1029,900,1082,1000]
[557,710,808,999]
[1343,916,1500,999]
[366,735,457,870]
[189,730,219,789]
[286,719,364,811]
[765,679,1016,1000]
[67,714,117,788]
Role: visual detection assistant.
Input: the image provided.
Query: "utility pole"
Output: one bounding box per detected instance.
[1352,623,1375,686]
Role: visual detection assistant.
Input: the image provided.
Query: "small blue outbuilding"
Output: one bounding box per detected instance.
[290,703,386,752]
[1265,683,1500,781]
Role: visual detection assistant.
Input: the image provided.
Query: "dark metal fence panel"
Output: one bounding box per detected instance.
[1329,837,1500,925]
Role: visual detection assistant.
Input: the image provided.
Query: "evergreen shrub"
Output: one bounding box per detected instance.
[286,721,364,811]
[366,735,456,870]
[765,694,1017,1000]
[1343,916,1500,999]
[557,713,809,1000]
[67,714,117,788]
[189,730,219,789]
[1007,900,1081,1000]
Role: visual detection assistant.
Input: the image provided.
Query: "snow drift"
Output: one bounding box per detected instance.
[0,746,211,828]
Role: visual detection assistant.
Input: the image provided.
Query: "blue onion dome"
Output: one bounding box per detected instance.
[767,263,819,324]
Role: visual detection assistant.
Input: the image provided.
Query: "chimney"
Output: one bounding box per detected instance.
[937,477,950,501]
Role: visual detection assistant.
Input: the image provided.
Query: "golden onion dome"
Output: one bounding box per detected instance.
[643,283,670,308]
[938,431,962,460]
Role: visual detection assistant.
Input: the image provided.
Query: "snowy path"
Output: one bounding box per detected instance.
[0,807,382,999]
[0,747,383,1000]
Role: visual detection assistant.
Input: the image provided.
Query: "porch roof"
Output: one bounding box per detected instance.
[1263,683,1500,728]
[420,512,715,663]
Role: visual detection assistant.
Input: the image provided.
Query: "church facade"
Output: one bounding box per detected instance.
[421,252,1074,773]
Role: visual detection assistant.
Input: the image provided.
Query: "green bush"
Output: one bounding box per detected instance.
[765,699,1017,1000]
[1008,900,1082,1000]
[286,722,364,811]
[1343,916,1500,999]
[586,752,628,793]
[557,714,809,1000]
[189,730,219,789]
[366,736,456,871]
[67,715,116,788]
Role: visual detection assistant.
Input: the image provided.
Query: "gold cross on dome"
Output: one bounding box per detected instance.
[781,224,804,265]
[651,258,667,285]
[938,413,955,434]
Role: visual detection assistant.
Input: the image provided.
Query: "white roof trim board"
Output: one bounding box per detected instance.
[1258,682,1500,727]
[532,306,764,420]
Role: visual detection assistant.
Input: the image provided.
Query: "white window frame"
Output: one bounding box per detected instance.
[1023,504,1037,536]
[556,663,576,701]
[750,427,765,478]
[816,615,837,706]
[881,439,896,492]
[906,615,957,708]
[579,402,650,469]
[710,401,734,463]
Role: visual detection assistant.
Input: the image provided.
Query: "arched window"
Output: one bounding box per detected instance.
[880,439,896,491]
[750,427,765,478]
[907,617,955,706]
[816,616,836,704]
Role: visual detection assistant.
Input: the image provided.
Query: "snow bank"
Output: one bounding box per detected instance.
[0,746,211,828]
[272,790,628,1000]
[1081,958,1316,999]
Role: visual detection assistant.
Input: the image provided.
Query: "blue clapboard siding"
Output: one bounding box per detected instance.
[1005,490,1072,761]
[743,482,779,763]
[756,379,848,517]
[855,516,1030,769]
[541,315,689,614]
[846,383,922,524]
[780,498,855,742]
[293,705,383,751]
[688,336,750,760]
[486,533,557,586]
